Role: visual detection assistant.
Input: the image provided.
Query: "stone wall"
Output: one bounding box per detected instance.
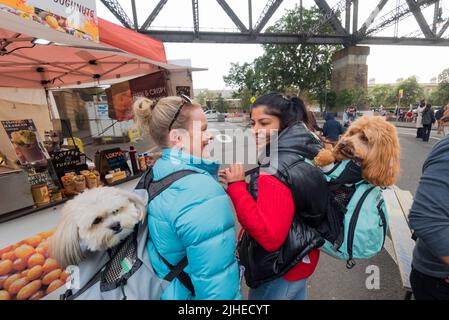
[331,46,370,110]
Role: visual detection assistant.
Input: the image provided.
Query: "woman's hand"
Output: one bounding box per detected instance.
[219,164,245,185]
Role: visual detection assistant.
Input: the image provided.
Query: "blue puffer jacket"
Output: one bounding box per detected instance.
[147,148,241,300]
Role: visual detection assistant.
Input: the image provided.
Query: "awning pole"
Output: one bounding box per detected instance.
[45,89,60,122]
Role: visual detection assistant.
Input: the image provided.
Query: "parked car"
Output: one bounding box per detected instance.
[204,109,225,122]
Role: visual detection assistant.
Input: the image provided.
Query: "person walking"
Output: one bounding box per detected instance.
[435,105,447,134]
[322,112,343,145]
[416,100,426,138]
[406,109,413,123]
[409,134,449,300]
[442,107,449,137]
[219,93,327,300]
[132,96,241,300]
[421,103,435,142]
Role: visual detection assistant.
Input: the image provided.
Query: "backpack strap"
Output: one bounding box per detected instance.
[137,167,198,296]
[160,256,195,295]
[244,167,259,177]
[135,166,155,192]
[148,169,197,201]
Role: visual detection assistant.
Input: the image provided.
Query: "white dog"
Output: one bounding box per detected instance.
[49,187,146,268]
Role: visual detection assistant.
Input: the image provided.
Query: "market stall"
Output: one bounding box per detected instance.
[0,0,200,301]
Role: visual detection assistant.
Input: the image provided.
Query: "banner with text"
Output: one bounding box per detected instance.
[0,0,99,42]
[106,71,169,121]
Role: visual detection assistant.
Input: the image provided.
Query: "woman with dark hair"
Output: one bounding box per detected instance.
[219,93,328,300]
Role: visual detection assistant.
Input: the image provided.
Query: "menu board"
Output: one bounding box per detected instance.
[51,150,88,182]
[95,148,130,178]
[1,119,49,167]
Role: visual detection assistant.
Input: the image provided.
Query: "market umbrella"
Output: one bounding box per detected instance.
[0,12,169,88]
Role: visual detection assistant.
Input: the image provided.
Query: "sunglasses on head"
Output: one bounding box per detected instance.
[168,94,192,131]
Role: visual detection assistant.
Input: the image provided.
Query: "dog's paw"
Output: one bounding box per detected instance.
[314,149,336,167]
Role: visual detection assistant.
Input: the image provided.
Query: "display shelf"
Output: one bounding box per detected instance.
[0,173,144,224]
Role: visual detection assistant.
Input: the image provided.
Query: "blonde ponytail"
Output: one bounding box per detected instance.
[132,96,200,147]
[133,97,156,135]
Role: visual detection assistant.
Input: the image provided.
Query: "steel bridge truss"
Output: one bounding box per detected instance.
[101,0,449,46]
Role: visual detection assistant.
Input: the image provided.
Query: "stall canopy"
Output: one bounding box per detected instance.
[0,11,171,88]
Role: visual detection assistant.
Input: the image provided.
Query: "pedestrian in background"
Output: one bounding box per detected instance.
[343,107,356,128]
[406,109,413,123]
[416,100,426,139]
[409,134,449,300]
[421,103,435,142]
[322,112,343,145]
[442,107,449,137]
[436,104,448,134]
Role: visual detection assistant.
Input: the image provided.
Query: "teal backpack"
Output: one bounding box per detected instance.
[312,159,388,268]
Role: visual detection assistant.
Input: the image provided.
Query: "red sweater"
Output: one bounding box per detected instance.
[227,173,320,282]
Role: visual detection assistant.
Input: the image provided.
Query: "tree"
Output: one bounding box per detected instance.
[195,89,217,107]
[223,5,341,110]
[335,88,368,110]
[369,85,396,108]
[231,88,253,112]
[431,68,449,106]
[438,68,449,83]
[395,76,424,108]
[317,90,336,111]
[223,62,260,96]
[214,94,228,113]
[335,89,354,109]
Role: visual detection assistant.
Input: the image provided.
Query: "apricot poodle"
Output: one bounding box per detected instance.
[314,116,400,187]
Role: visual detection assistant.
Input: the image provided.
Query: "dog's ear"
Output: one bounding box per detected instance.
[123,189,147,221]
[48,202,83,268]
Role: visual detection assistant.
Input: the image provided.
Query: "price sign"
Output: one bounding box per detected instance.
[26,169,58,191]
[27,171,48,186]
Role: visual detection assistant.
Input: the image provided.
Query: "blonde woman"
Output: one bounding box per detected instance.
[133,95,241,300]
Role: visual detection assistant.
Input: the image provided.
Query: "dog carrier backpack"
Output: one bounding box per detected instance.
[60,168,197,300]
[315,160,388,268]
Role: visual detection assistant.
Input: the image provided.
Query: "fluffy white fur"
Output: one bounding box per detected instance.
[49,187,146,268]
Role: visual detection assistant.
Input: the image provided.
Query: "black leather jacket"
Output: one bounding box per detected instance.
[238,122,327,288]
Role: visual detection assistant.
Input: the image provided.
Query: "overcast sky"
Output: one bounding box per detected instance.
[97,0,449,90]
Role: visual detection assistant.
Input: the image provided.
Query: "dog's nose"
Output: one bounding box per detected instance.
[110,222,122,233]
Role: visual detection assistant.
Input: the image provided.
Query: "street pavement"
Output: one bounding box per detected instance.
[82,120,444,300]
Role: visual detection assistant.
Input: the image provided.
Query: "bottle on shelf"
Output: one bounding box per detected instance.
[128,145,139,176]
